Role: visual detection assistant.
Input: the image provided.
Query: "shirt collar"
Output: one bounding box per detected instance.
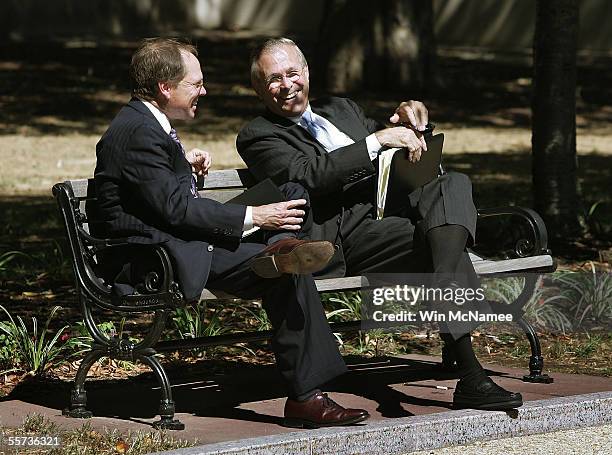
[289,104,313,124]
[139,98,172,134]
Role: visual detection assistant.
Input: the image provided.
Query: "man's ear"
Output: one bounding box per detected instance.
[303,65,309,82]
[158,81,172,100]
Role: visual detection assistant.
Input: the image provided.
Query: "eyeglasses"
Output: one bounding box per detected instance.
[179,79,205,91]
[265,68,304,90]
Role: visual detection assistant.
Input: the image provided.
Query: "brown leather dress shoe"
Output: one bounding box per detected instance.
[284,392,370,428]
[250,238,334,278]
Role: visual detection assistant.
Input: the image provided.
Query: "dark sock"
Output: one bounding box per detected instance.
[426,224,469,276]
[292,388,321,402]
[440,332,485,383]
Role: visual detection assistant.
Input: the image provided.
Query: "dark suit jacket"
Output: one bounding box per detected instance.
[93,98,246,301]
[237,96,384,276]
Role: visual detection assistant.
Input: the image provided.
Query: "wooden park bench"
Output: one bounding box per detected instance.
[53,169,556,430]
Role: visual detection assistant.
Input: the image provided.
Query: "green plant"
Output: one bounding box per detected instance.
[72,319,139,370]
[74,319,126,346]
[171,303,229,356]
[172,304,229,339]
[552,263,612,327]
[22,413,61,434]
[0,305,76,375]
[32,240,73,282]
[585,200,608,236]
[573,333,604,358]
[322,291,364,322]
[510,341,530,358]
[242,303,272,331]
[0,250,30,275]
[0,332,19,374]
[483,276,572,332]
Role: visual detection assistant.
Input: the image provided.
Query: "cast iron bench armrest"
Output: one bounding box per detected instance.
[477,206,550,256]
[94,242,185,313]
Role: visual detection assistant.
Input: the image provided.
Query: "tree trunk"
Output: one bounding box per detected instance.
[317,0,436,94]
[532,0,585,239]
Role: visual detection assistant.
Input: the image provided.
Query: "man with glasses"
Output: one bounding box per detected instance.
[94,37,370,428]
[237,37,523,411]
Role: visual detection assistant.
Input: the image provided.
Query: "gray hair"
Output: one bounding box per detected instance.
[249,37,307,88]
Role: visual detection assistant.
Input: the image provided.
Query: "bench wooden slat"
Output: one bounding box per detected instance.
[199,254,554,300]
[70,179,92,198]
[199,189,245,203]
[472,254,554,275]
[201,169,252,189]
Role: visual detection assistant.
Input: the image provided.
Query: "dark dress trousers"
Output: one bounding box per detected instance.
[93,98,347,395]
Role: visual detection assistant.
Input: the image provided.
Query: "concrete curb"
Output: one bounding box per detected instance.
[152,391,612,455]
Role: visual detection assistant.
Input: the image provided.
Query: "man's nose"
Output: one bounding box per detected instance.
[199,85,207,96]
[279,75,293,89]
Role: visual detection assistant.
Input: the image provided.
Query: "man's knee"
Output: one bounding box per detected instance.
[445,171,473,192]
[280,182,310,203]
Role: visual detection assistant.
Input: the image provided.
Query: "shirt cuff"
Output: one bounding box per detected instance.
[243,206,254,231]
[366,133,383,161]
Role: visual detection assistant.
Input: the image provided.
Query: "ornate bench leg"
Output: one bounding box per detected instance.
[517,317,554,383]
[137,354,185,430]
[63,350,103,418]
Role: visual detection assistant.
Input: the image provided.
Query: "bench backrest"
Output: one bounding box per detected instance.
[55,172,556,304]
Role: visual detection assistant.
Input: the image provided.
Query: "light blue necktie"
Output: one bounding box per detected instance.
[169,128,199,198]
[302,110,340,152]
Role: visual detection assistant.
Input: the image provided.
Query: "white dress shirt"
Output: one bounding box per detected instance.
[291,104,383,160]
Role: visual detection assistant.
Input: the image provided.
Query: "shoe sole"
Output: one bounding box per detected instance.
[250,241,335,279]
[453,397,523,411]
[283,413,370,429]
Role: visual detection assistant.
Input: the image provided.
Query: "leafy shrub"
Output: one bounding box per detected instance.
[552,263,612,327]
[0,305,77,375]
[171,303,228,339]
[483,276,572,332]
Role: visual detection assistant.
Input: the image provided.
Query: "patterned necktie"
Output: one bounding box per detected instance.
[301,110,342,152]
[169,128,199,198]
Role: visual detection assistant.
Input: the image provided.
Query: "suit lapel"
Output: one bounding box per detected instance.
[312,99,368,142]
[263,97,369,154]
[264,109,326,155]
[128,98,183,157]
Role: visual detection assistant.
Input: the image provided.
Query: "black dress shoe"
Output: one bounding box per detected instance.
[284,392,370,428]
[453,374,523,410]
[250,239,334,278]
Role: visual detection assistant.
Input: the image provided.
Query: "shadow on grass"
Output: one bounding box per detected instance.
[2,37,612,136]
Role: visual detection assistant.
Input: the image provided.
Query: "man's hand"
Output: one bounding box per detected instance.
[185,148,212,176]
[375,127,425,162]
[252,199,307,231]
[389,100,429,131]
[388,101,429,154]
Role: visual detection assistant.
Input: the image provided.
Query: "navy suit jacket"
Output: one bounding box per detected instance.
[93,98,246,300]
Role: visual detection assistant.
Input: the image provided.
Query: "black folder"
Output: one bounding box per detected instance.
[383,133,444,216]
[228,178,285,205]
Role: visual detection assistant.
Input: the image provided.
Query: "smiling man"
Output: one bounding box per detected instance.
[93,38,370,428]
[237,37,524,412]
